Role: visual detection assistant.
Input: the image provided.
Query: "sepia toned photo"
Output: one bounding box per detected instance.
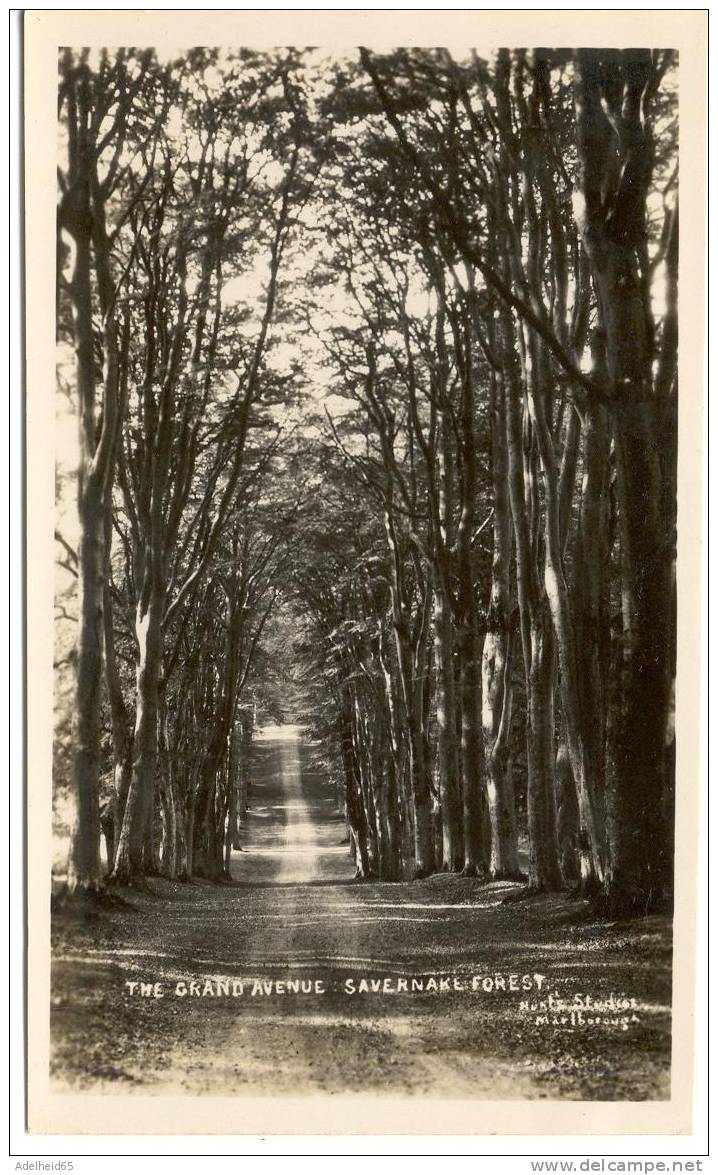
[23,9,706,1138]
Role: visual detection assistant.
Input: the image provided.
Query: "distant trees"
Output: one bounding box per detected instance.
[56,46,678,914]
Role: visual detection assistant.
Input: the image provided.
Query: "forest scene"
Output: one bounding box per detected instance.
[51,45,678,1101]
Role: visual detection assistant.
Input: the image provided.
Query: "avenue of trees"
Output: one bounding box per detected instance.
[55,46,678,915]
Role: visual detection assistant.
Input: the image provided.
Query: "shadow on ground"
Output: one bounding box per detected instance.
[50,727,673,1101]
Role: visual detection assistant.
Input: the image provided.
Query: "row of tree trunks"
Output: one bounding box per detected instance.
[59,48,678,913]
[59,53,302,893]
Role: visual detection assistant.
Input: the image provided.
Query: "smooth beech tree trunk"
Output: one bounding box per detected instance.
[573,400,611,888]
[381,742,401,880]
[184,761,199,880]
[555,741,580,885]
[408,689,434,879]
[454,313,486,876]
[384,509,434,878]
[353,694,379,874]
[481,367,520,879]
[526,609,562,889]
[238,710,253,825]
[60,52,125,896]
[503,326,562,890]
[609,403,673,909]
[102,572,133,856]
[67,482,105,893]
[378,638,413,875]
[193,756,225,880]
[432,588,463,871]
[523,337,607,885]
[457,620,483,875]
[225,763,237,875]
[574,49,675,911]
[110,592,163,881]
[66,289,120,891]
[228,721,242,850]
[160,766,178,878]
[364,701,398,880]
[339,699,370,878]
[481,585,519,880]
[157,684,178,879]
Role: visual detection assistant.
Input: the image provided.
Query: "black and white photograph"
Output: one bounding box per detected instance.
[20,8,706,1140]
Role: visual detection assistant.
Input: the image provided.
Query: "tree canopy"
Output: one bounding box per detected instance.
[55,46,678,915]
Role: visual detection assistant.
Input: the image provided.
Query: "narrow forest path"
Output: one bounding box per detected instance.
[51,726,673,1102]
[233,724,356,885]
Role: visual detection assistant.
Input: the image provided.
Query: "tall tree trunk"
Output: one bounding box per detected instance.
[525,607,562,889]
[481,366,520,879]
[503,327,562,890]
[574,49,675,912]
[555,740,580,885]
[157,680,178,879]
[193,757,224,880]
[609,402,673,910]
[378,637,413,875]
[457,616,484,875]
[363,699,394,878]
[145,777,163,875]
[384,508,434,878]
[523,340,607,885]
[339,700,370,878]
[433,587,463,870]
[184,759,199,880]
[67,480,105,893]
[453,308,485,875]
[238,709,253,825]
[225,762,237,876]
[573,399,611,888]
[229,720,242,850]
[353,693,379,874]
[110,590,163,882]
[382,738,401,881]
[60,53,124,895]
[408,733,433,878]
[99,323,135,852]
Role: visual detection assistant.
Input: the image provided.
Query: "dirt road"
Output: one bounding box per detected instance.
[51,726,673,1100]
[234,724,356,885]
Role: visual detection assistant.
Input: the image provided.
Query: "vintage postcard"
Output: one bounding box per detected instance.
[23,9,706,1137]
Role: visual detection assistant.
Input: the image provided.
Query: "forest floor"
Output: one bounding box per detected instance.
[51,726,673,1101]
